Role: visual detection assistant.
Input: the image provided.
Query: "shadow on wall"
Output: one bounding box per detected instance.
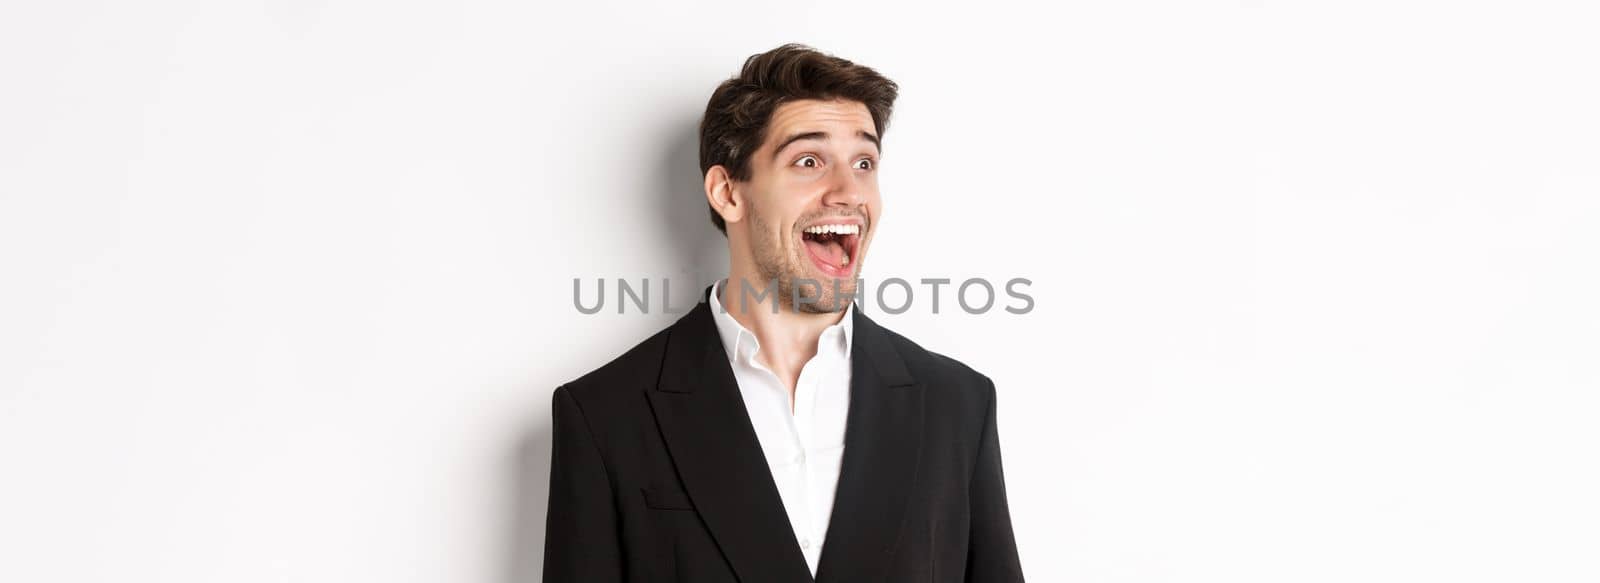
[653,115,732,281]
[503,414,554,583]
[502,114,724,583]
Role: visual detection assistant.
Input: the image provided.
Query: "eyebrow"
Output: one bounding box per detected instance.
[770,129,881,163]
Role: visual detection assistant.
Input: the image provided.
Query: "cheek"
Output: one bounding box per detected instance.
[759,181,810,216]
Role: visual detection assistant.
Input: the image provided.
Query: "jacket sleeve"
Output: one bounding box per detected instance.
[543,385,624,582]
[966,377,1026,582]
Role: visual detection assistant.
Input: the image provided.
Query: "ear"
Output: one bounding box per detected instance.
[704,165,746,227]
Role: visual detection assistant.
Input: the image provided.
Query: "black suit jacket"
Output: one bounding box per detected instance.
[543,294,1025,582]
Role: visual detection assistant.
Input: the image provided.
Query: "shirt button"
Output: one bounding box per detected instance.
[800,538,812,549]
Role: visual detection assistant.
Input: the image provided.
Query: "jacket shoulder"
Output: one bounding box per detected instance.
[871,321,995,394]
[868,321,998,445]
[560,325,670,404]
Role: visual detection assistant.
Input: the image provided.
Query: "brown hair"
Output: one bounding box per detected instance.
[698,43,900,235]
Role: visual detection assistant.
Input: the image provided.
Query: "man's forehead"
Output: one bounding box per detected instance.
[766,99,875,139]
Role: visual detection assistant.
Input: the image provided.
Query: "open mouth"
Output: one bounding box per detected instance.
[800,223,862,278]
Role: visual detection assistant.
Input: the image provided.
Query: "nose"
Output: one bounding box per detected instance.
[820,163,866,208]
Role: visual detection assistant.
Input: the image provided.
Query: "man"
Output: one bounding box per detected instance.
[544,44,1025,582]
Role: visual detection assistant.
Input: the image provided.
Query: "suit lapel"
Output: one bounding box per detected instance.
[813,309,924,583]
[645,297,814,583]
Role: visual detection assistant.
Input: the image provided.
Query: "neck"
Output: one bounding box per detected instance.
[719,269,848,383]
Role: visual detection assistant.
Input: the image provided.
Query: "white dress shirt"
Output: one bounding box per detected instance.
[708,278,854,577]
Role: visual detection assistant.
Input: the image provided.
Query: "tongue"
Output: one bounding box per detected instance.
[806,237,845,267]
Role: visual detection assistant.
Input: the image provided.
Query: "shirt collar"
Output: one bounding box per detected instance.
[708,278,855,367]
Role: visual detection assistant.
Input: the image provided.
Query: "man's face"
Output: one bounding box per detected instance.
[736,98,881,313]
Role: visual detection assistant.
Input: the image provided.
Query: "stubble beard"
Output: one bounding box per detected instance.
[748,210,859,315]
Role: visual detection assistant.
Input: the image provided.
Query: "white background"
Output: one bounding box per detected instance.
[3,1,1598,581]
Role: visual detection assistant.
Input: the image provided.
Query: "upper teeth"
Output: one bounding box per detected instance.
[804,224,860,235]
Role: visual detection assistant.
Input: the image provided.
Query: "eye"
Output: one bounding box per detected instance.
[854,158,875,170]
[793,155,820,168]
